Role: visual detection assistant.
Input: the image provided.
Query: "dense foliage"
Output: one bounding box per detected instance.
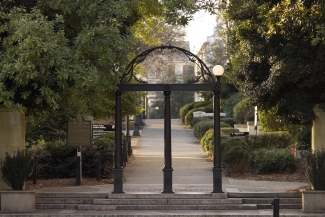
[201,131,295,174]
[250,148,296,174]
[225,0,325,125]
[31,132,119,179]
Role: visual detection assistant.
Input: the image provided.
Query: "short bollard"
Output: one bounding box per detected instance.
[76,156,81,185]
[271,195,280,217]
[96,154,101,181]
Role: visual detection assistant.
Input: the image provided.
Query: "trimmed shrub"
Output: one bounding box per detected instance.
[221,127,239,136]
[192,117,212,127]
[248,132,292,149]
[33,132,120,179]
[222,140,250,174]
[304,149,325,190]
[185,108,203,127]
[185,104,214,127]
[220,118,235,128]
[193,119,213,139]
[192,101,211,109]
[200,129,214,155]
[250,148,296,174]
[180,102,195,123]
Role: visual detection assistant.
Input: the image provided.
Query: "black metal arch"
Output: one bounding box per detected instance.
[113,45,223,195]
[119,45,217,84]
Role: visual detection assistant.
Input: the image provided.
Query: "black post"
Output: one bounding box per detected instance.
[162,91,174,193]
[126,116,132,156]
[113,90,124,193]
[76,155,81,185]
[133,115,141,136]
[272,195,280,217]
[96,154,101,181]
[212,77,223,193]
[33,156,37,185]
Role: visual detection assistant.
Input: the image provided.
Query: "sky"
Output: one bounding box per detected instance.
[185,11,217,54]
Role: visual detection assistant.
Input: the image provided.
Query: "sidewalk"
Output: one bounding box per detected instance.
[4,119,324,216]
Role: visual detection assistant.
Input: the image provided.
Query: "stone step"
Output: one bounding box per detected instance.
[36,192,108,198]
[256,204,302,209]
[227,192,301,198]
[93,198,242,205]
[242,198,301,204]
[77,204,257,211]
[36,198,94,204]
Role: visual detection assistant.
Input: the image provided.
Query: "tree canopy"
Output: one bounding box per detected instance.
[225,0,325,124]
[0,0,219,116]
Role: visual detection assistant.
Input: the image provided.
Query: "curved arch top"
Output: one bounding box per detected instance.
[119,45,217,84]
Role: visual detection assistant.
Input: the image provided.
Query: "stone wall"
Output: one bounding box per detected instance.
[0,106,26,189]
[312,104,325,152]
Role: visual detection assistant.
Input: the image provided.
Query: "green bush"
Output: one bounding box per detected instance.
[33,140,76,178]
[193,119,214,139]
[185,104,214,127]
[233,97,255,124]
[1,149,34,190]
[192,101,211,109]
[33,132,119,179]
[221,127,239,136]
[222,140,250,174]
[250,148,296,174]
[179,102,195,123]
[220,118,235,128]
[304,149,325,190]
[82,132,117,178]
[295,125,311,150]
[192,117,212,127]
[184,108,203,127]
[200,129,214,155]
[248,132,292,149]
[224,92,244,118]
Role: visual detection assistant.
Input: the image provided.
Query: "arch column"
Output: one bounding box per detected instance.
[162,91,174,193]
[212,80,223,193]
[113,90,124,194]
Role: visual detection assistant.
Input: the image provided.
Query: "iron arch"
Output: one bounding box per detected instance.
[113,45,223,195]
[119,45,217,84]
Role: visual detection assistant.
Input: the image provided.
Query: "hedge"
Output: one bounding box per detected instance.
[247,132,292,149]
[32,132,123,179]
[179,102,195,123]
[250,148,296,174]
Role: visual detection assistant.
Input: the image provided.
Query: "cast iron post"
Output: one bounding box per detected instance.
[113,90,124,193]
[212,77,223,193]
[126,116,132,156]
[162,91,174,193]
[133,115,141,136]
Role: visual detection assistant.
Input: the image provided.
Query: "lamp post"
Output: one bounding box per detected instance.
[212,65,224,193]
[147,100,151,119]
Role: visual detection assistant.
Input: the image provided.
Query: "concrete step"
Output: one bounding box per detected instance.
[35,192,302,212]
[77,204,257,211]
[93,198,242,205]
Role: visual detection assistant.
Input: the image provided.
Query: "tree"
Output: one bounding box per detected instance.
[1,0,219,115]
[225,0,325,125]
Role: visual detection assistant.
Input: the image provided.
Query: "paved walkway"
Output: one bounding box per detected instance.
[11,119,324,216]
